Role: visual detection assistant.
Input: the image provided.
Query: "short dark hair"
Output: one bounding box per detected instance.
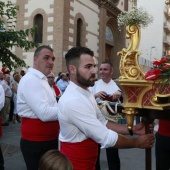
[65,46,94,69]
[101,61,113,69]
[20,70,25,76]
[34,45,53,58]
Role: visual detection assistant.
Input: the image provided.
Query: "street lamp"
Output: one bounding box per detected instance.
[150,46,156,67]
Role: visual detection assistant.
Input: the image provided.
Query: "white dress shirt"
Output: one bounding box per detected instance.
[58,81,118,148]
[17,68,58,121]
[90,79,120,95]
[0,80,12,97]
[0,84,5,110]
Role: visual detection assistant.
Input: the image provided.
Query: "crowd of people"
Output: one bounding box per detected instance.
[1,45,168,170]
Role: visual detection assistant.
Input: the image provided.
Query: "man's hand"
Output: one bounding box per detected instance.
[137,134,155,148]
[114,133,154,149]
[94,91,107,99]
[112,91,121,102]
[133,122,154,135]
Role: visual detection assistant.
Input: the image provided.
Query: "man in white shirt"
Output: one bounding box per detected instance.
[0,83,5,170]
[0,74,12,126]
[0,71,3,83]
[58,46,154,170]
[17,45,58,170]
[90,62,121,102]
[0,84,5,111]
[90,61,121,170]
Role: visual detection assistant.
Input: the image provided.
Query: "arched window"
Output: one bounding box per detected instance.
[76,18,83,47]
[105,26,113,42]
[105,26,114,62]
[34,14,43,43]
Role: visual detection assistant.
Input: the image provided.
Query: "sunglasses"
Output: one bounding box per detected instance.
[47,76,54,79]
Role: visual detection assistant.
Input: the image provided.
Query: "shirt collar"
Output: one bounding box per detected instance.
[28,68,47,80]
[69,81,91,96]
[101,79,111,84]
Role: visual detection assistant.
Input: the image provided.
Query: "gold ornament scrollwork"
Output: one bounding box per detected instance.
[117,25,145,80]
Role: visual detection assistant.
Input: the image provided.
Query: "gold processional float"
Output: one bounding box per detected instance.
[116,24,170,135]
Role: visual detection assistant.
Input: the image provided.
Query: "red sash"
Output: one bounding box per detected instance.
[53,84,61,96]
[21,118,59,141]
[60,139,98,170]
[158,120,170,137]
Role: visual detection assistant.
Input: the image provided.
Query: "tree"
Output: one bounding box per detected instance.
[0,0,39,71]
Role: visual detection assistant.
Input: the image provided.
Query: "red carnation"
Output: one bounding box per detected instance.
[161,56,168,63]
[145,68,161,80]
[153,60,163,66]
[163,64,170,70]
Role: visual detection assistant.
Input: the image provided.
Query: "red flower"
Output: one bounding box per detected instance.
[162,64,170,70]
[161,56,168,63]
[153,60,163,66]
[145,68,161,80]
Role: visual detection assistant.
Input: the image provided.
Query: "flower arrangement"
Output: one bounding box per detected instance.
[117,7,153,31]
[145,55,170,91]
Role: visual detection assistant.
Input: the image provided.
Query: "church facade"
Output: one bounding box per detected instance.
[5,0,131,77]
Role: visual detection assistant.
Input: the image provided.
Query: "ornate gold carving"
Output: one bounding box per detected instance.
[117,25,144,80]
[151,92,170,108]
[122,108,137,135]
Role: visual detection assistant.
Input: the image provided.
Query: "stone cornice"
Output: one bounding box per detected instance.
[91,0,122,15]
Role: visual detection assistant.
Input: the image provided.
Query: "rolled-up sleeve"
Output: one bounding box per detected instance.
[64,99,118,148]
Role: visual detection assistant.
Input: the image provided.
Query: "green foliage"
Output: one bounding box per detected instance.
[0,0,39,71]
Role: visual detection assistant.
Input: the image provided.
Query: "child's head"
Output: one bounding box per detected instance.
[39,150,73,170]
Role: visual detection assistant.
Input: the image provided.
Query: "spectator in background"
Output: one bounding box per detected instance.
[20,70,25,77]
[12,74,21,124]
[17,45,59,170]
[8,72,18,122]
[47,72,62,101]
[4,68,10,75]
[1,64,7,74]
[90,61,121,170]
[66,72,70,81]
[0,84,5,110]
[56,73,69,93]
[39,149,73,170]
[0,71,3,83]
[0,74,12,126]
[0,83,5,170]
[55,71,63,83]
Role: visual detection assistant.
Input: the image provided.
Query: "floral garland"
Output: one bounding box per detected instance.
[145,55,170,92]
[117,7,153,31]
[145,56,170,80]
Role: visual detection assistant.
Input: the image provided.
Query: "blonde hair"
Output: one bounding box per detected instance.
[39,150,73,170]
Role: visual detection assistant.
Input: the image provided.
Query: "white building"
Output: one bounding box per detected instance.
[137,0,167,71]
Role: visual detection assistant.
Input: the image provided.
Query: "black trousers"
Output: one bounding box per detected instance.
[0,145,4,170]
[155,133,170,170]
[8,99,14,122]
[95,144,120,170]
[20,138,58,170]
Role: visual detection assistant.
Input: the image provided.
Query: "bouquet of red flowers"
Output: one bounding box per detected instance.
[145,55,170,81]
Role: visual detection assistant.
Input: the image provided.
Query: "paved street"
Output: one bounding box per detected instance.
[0,122,156,170]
